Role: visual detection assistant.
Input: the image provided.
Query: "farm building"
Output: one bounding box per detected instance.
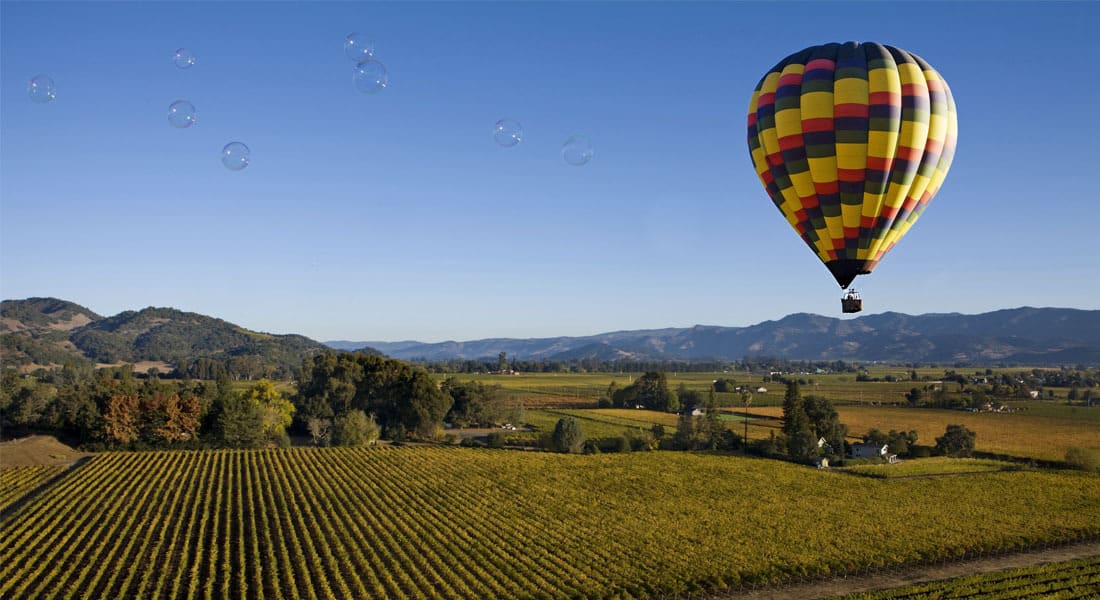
[850,442,898,463]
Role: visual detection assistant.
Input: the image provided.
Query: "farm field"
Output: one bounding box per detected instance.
[2,447,1099,599]
[844,458,1022,479]
[0,466,62,512]
[432,370,1090,409]
[839,555,1100,599]
[749,405,1100,462]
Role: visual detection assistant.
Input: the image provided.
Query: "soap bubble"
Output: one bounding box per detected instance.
[167,100,197,128]
[344,33,375,62]
[173,48,195,69]
[28,75,56,104]
[222,142,250,171]
[493,119,523,147]
[353,60,388,94]
[562,135,593,166]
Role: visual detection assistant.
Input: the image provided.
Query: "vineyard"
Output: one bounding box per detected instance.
[1,447,1098,599]
[0,466,62,512]
[840,555,1100,599]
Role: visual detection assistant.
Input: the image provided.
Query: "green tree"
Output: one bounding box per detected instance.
[803,395,846,454]
[210,393,265,448]
[698,389,724,450]
[781,381,816,461]
[633,372,677,412]
[935,424,976,457]
[552,416,585,453]
[906,387,923,405]
[331,410,380,447]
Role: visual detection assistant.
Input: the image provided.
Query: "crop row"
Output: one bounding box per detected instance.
[841,555,1100,599]
[0,466,63,512]
[1,447,1098,599]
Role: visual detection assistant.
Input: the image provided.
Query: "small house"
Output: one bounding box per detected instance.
[815,456,829,469]
[850,442,889,459]
[850,442,898,463]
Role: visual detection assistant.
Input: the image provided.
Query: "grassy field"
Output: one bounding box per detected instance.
[750,405,1100,462]
[839,555,1100,599]
[1,447,1098,599]
[432,370,1085,408]
[844,458,1023,479]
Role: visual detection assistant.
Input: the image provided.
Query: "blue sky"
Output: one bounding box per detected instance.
[3,1,1098,343]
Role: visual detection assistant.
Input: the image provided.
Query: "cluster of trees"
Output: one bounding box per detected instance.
[292,352,452,442]
[440,378,520,428]
[863,428,923,457]
[602,372,678,412]
[779,382,847,463]
[673,387,740,451]
[0,363,298,449]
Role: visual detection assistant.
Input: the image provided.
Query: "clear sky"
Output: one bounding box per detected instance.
[3,1,1098,343]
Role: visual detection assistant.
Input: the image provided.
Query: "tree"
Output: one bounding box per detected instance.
[404,371,452,439]
[674,406,696,450]
[498,351,508,373]
[240,379,295,445]
[331,410,380,447]
[210,393,265,448]
[936,424,976,457]
[103,394,140,444]
[552,416,585,453]
[633,372,677,412]
[698,389,724,450]
[781,381,816,461]
[803,395,846,454]
[307,416,332,446]
[906,387,923,406]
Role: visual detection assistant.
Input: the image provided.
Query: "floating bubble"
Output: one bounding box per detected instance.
[222,142,250,171]
[353,60,388,94]
[168,100,197,128]
[173,48,195,69]
[493,119,523,147]
[344,33,375,62]
[562,135,593,166]
[28,75,56,104]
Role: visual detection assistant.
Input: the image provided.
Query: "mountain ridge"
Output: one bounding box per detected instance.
[335,307,1100,365]
[3,298,1098,367]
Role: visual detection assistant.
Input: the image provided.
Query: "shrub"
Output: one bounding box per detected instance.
[552,417,585,454]
[486,432,506,448]
[1065,447,1100,472]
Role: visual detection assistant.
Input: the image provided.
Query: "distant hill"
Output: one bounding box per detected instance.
[1,298,329,375]
[0,298,102,367]
[5,298,1098,370]
[333,307,1100,365]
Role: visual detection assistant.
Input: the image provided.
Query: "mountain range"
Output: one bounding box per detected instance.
[1,297,328,374]
[3,298,1099,369]
[329,307,1100,365]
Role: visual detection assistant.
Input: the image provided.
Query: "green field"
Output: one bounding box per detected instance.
[839,555,1100,599]
[845,458,1022,479]
[434,370,1093,408]
[1,447,1098,599]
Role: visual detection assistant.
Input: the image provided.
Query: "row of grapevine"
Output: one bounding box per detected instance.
[1,447,1098,599]
[841,555,1100,599]
[0,466,63,512]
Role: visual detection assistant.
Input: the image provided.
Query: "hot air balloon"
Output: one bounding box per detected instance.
[746,42,958,313]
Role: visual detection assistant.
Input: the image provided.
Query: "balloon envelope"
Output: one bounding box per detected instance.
[746,42,958,288]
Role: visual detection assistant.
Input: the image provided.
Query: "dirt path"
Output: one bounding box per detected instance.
[720,540,1100,599]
